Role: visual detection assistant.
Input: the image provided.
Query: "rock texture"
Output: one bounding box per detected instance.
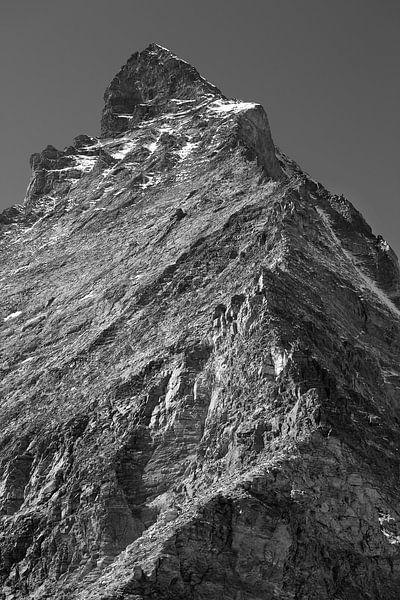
[1,43,400,600]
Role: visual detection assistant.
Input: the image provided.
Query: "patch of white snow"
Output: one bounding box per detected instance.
[73,156,97,171]
[208,100,258,115]
[4,311,22,322]
[144,141,158,154]
[110,139,138,160]
[177,141,199,159]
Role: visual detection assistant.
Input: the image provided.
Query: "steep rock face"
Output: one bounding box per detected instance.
[1,44,400,600]
[101,43,223,137]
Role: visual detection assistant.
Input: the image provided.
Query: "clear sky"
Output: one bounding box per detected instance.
[1,1,399,252]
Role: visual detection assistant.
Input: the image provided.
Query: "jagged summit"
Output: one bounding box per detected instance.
[20,44,283,210]
[101,43,223,137]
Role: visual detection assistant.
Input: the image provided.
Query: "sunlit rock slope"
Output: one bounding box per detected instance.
[1,43,400,600]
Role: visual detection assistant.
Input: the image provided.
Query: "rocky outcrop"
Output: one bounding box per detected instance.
[1,44,400,600]
[236,103,283,180]
[101,43,223,137]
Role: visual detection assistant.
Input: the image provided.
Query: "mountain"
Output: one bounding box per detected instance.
[1,43,400,600]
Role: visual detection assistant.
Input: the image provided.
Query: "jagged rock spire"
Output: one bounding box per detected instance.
[101,43,223,137]
[22,43,284,210]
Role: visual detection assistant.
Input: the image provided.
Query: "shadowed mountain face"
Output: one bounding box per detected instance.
[1,44,400,600]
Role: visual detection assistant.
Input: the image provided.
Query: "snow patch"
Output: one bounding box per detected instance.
[159,125,174,133]
[177,141,199,159]
[208,99,258,115]
[4,311,22,322]
[144,140,158,154]
[101,167,114,179]
[170,99,196,105]
[379,513,400,545]
[141,174,159,189]
[110,139,138,160]
[378,237,390,252]
[73,156,97,172]
[80,291,95,303]
[271,347,292,377]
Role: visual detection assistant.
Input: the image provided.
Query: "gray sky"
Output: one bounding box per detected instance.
[1,0,399,252]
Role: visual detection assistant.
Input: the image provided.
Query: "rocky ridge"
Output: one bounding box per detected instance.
[1,43,400,599]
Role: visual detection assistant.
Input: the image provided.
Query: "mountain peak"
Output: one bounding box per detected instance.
[22,44,284,210]
[3,44,400,600]
[101,43,223,137]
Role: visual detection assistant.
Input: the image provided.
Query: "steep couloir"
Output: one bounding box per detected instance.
[1,43,400,600]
